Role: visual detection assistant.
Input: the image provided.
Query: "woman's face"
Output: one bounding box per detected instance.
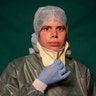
[39,19,67,52]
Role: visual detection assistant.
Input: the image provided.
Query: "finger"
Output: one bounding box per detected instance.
[59,66,66,74]
[59,63,64,69]
[54,59,61,65]
[61,71,71,79]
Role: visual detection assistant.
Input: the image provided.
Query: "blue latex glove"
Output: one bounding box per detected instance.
[38,59,71,85]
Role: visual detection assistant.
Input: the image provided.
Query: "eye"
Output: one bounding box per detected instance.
[57,26,65,32]
[41,26,51,32]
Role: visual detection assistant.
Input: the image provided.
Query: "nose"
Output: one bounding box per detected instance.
[51,29,58,38]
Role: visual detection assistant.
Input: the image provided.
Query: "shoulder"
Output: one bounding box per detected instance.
[8,53,39,69]
[13,53,38,62]
[66,56,88,71]
[66,57,93,79]
[1,53,41,79]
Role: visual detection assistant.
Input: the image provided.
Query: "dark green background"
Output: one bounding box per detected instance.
[0,0,96,81]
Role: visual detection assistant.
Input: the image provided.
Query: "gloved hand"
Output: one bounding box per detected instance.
[37,59,71,85]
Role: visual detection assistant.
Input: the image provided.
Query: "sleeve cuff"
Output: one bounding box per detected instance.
[32,79,48,93]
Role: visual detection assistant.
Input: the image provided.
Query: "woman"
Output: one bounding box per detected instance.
[0,6,96,96]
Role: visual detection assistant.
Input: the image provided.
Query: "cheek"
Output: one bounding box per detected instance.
[39,32,49,41]
[60,34,66,41]
[39,35,46,41]
[38,35,47,46]
[59,34,67,45]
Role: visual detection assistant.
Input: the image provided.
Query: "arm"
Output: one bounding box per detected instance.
[0,62,44,96]
[86,69,96,96]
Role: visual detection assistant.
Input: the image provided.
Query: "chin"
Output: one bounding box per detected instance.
[50,48,60,52]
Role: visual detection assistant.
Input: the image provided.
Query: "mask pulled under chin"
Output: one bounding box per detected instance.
[36,42,69,66]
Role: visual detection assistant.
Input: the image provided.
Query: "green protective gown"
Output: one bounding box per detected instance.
[0,53,96,96]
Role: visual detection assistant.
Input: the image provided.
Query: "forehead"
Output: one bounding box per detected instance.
[42,19,64,26]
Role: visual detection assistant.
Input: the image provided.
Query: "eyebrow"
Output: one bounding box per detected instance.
[41,25,65,28]
[41,26,51,28]
[40,26,51,30]
[57,26,66,29]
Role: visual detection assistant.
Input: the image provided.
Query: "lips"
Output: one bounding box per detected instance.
[48,42,60,47]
